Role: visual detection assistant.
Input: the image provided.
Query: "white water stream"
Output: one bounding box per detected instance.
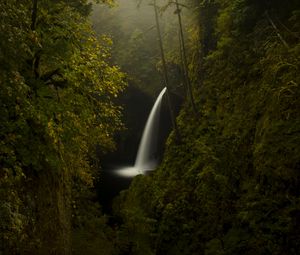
[115,87,167,177]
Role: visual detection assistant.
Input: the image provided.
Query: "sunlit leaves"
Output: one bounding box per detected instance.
[0,0,126,252]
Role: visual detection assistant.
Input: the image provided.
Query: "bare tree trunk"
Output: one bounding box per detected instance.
[175,0,197,115]
[153,0,179,140]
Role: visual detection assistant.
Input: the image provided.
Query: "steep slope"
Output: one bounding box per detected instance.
[114,1,300,254]
[0,1,125,253]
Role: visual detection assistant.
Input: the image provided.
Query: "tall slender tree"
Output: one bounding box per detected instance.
[153,0,179,139]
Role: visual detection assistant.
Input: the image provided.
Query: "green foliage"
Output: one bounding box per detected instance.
[113,175,158,255]
[71,183,116,255]
[0,0,125,253]
[91,0,181,96]
[114,0,300,254]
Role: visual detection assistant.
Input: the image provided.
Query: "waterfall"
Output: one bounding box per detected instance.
[134,87,167,173]
[115,87,167,177]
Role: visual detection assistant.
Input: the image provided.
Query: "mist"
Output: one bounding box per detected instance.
[91,0,182,95]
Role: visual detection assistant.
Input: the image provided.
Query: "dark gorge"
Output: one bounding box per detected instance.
[0,0,299,254]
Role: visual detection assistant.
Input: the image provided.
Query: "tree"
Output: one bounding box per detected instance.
[0,0,125,253]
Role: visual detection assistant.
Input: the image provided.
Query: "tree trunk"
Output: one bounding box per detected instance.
[153,0,179,140]
[175,0,197,115]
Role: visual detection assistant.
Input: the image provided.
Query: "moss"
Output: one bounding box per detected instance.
[114,1,300,254]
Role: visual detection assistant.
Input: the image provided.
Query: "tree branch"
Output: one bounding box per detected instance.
[265,11,289,49]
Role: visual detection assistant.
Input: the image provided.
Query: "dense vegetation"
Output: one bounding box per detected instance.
[0,0,125,253]
[113,0,300,254]
[1,0,299,254]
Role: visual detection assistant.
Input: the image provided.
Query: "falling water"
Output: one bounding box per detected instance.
[134,87,167,173]
[115,87,167,177]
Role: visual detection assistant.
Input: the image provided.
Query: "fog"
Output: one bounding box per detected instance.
[91,0,181,95]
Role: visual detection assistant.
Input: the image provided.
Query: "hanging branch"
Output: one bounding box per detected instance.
[153,0,179,140]
[174,0,197,115]
[265,11,289,49]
